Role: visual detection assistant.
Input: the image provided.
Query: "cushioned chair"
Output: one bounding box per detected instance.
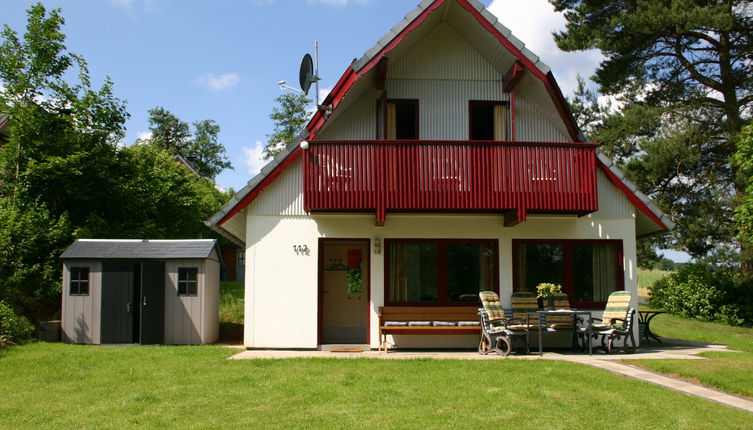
[586,291,636,353]
[511,291,542,329]
[478,291,529,355]
[545,292,582,351]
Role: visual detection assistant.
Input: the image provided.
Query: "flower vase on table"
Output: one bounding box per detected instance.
[535,283,563,311]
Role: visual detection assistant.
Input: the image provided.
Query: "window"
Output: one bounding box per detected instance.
[69,267,89,296]
[237,249,245,268]
[469,101,509,140]
[387,239,498,305]
[178,267,198,296]
[386,99,418,140]
[513,240,623,308]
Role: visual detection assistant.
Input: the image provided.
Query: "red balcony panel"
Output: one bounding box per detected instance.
[303,140,598,222]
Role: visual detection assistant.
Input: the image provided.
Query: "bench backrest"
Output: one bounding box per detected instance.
[378,306,479,323]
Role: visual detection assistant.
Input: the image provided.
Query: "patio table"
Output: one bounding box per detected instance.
[638,310,665,344]
[527,310,592,356]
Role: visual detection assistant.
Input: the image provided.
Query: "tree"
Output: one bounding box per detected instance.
[733,122,753,271]
[264,93,311,160]
[552,0,753,269]
[142,107,232,180]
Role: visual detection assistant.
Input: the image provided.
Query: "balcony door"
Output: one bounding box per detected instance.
[319,240,370,345]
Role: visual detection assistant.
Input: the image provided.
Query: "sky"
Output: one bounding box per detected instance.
[1,0,690,262]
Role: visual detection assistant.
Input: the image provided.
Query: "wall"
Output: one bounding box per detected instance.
[316,22,570,143]
[61,260,102,344]
[164,259,206,345]
[204,252,221,344]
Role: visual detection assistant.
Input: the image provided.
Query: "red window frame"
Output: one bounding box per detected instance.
[384,238,499,306]
[512,239,624,309]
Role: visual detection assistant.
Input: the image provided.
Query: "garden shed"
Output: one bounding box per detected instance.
[60,239,221,345]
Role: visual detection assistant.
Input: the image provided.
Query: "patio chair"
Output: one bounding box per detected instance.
[544,292,581,351]
[478,291,529,355]
[511,291,542,328]
[586,291,636,353]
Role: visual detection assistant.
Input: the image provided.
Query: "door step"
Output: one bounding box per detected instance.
[319,344,371,352]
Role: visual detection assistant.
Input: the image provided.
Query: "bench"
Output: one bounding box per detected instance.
[378,306,481,352]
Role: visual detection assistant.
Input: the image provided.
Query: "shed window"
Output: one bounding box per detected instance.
[178,267,198,296]
[69,267,90,296]
[469,101,508,140]
[386,99,418,140]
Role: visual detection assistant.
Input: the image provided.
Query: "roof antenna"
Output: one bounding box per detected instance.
[278,41,322,107]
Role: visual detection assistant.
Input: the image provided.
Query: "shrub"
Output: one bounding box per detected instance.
[0,301,35,346]
[649,265,753,326]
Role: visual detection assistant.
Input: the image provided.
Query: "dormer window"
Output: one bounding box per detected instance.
[386,99,418,140]
[469,101,509,141]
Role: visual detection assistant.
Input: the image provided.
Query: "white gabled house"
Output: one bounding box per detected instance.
[207,0,673,350]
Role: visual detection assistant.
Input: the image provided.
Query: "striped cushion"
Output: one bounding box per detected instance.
[383,321,408,327]
[602,291,632,323]
[432,321,457,327]
[547,293,574,326]
[457,321,480,327]
[479,291,506,320]
[512,291,539,323]
[408,321,432,327]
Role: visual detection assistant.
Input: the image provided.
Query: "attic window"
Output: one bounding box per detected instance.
[469,101,509,141]
[386,99,418,140]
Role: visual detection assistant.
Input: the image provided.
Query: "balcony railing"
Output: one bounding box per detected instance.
[303,140,598,223]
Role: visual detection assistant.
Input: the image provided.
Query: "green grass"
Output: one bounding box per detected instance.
[637,268,672,298]
[1,343,751,429]
[628,312,753,398]
[219,281,244,324]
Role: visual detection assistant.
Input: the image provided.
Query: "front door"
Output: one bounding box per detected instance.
[320,240,369,344]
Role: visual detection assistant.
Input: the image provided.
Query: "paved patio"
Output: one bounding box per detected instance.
[229,338,753,414]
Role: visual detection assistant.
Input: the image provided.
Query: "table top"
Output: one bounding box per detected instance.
[530,309,592,315]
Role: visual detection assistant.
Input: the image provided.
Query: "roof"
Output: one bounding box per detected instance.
[207,0,674,240]
[60,239,220,260]
[0,114,9,138]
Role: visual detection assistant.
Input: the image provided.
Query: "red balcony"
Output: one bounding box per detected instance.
[303,140,598,224]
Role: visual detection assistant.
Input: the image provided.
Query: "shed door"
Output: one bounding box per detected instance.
[101,262,136,344]
[139,262,165,344]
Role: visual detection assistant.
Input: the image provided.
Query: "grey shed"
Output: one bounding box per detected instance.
[60,239,222,345]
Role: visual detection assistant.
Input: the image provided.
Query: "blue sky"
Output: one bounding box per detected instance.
[2,0,690,261]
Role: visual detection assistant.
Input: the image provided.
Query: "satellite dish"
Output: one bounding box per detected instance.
[299,54,315,96]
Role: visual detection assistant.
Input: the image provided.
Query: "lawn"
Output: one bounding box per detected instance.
[219,281,244,324]
[628,311,753,399]
[1,343,751,429]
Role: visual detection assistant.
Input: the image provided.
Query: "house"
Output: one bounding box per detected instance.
[59,239,221,345]
[206,0,673,350]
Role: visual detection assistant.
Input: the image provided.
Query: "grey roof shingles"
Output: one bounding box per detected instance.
[60,239,219,260]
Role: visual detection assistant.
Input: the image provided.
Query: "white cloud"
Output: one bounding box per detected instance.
[137,131,152,141]
[487,0,603,96]
[251,0,276,5]
[196,73,241,91]
[306,0,368,6]
[107,0,134,7]
[318,86,332,104]
[242,141,267,176]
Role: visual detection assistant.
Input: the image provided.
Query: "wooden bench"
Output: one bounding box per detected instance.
[378,306,481,352]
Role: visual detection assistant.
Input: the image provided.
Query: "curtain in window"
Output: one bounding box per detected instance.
[390,243,409,302]
[493,104,507,141]
[386,102,397,140]
[592,244,617,301]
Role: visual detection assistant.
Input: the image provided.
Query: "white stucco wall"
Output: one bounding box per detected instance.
[243,211,638,349]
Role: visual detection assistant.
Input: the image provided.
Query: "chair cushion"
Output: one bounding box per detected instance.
[432,321,457,327]
[457,321,480,327]
[479,291,506,320]
[407,321,432,327]
[591,323,612,331]
[549,323,575,329]
[383,321,408,327]
[506,324,529,331]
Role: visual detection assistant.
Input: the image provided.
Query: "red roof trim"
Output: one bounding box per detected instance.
[219,147,303,225]
[306,0,583,142]
[597,161,668,231]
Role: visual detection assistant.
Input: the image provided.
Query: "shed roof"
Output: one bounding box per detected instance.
[60,239,220,260]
